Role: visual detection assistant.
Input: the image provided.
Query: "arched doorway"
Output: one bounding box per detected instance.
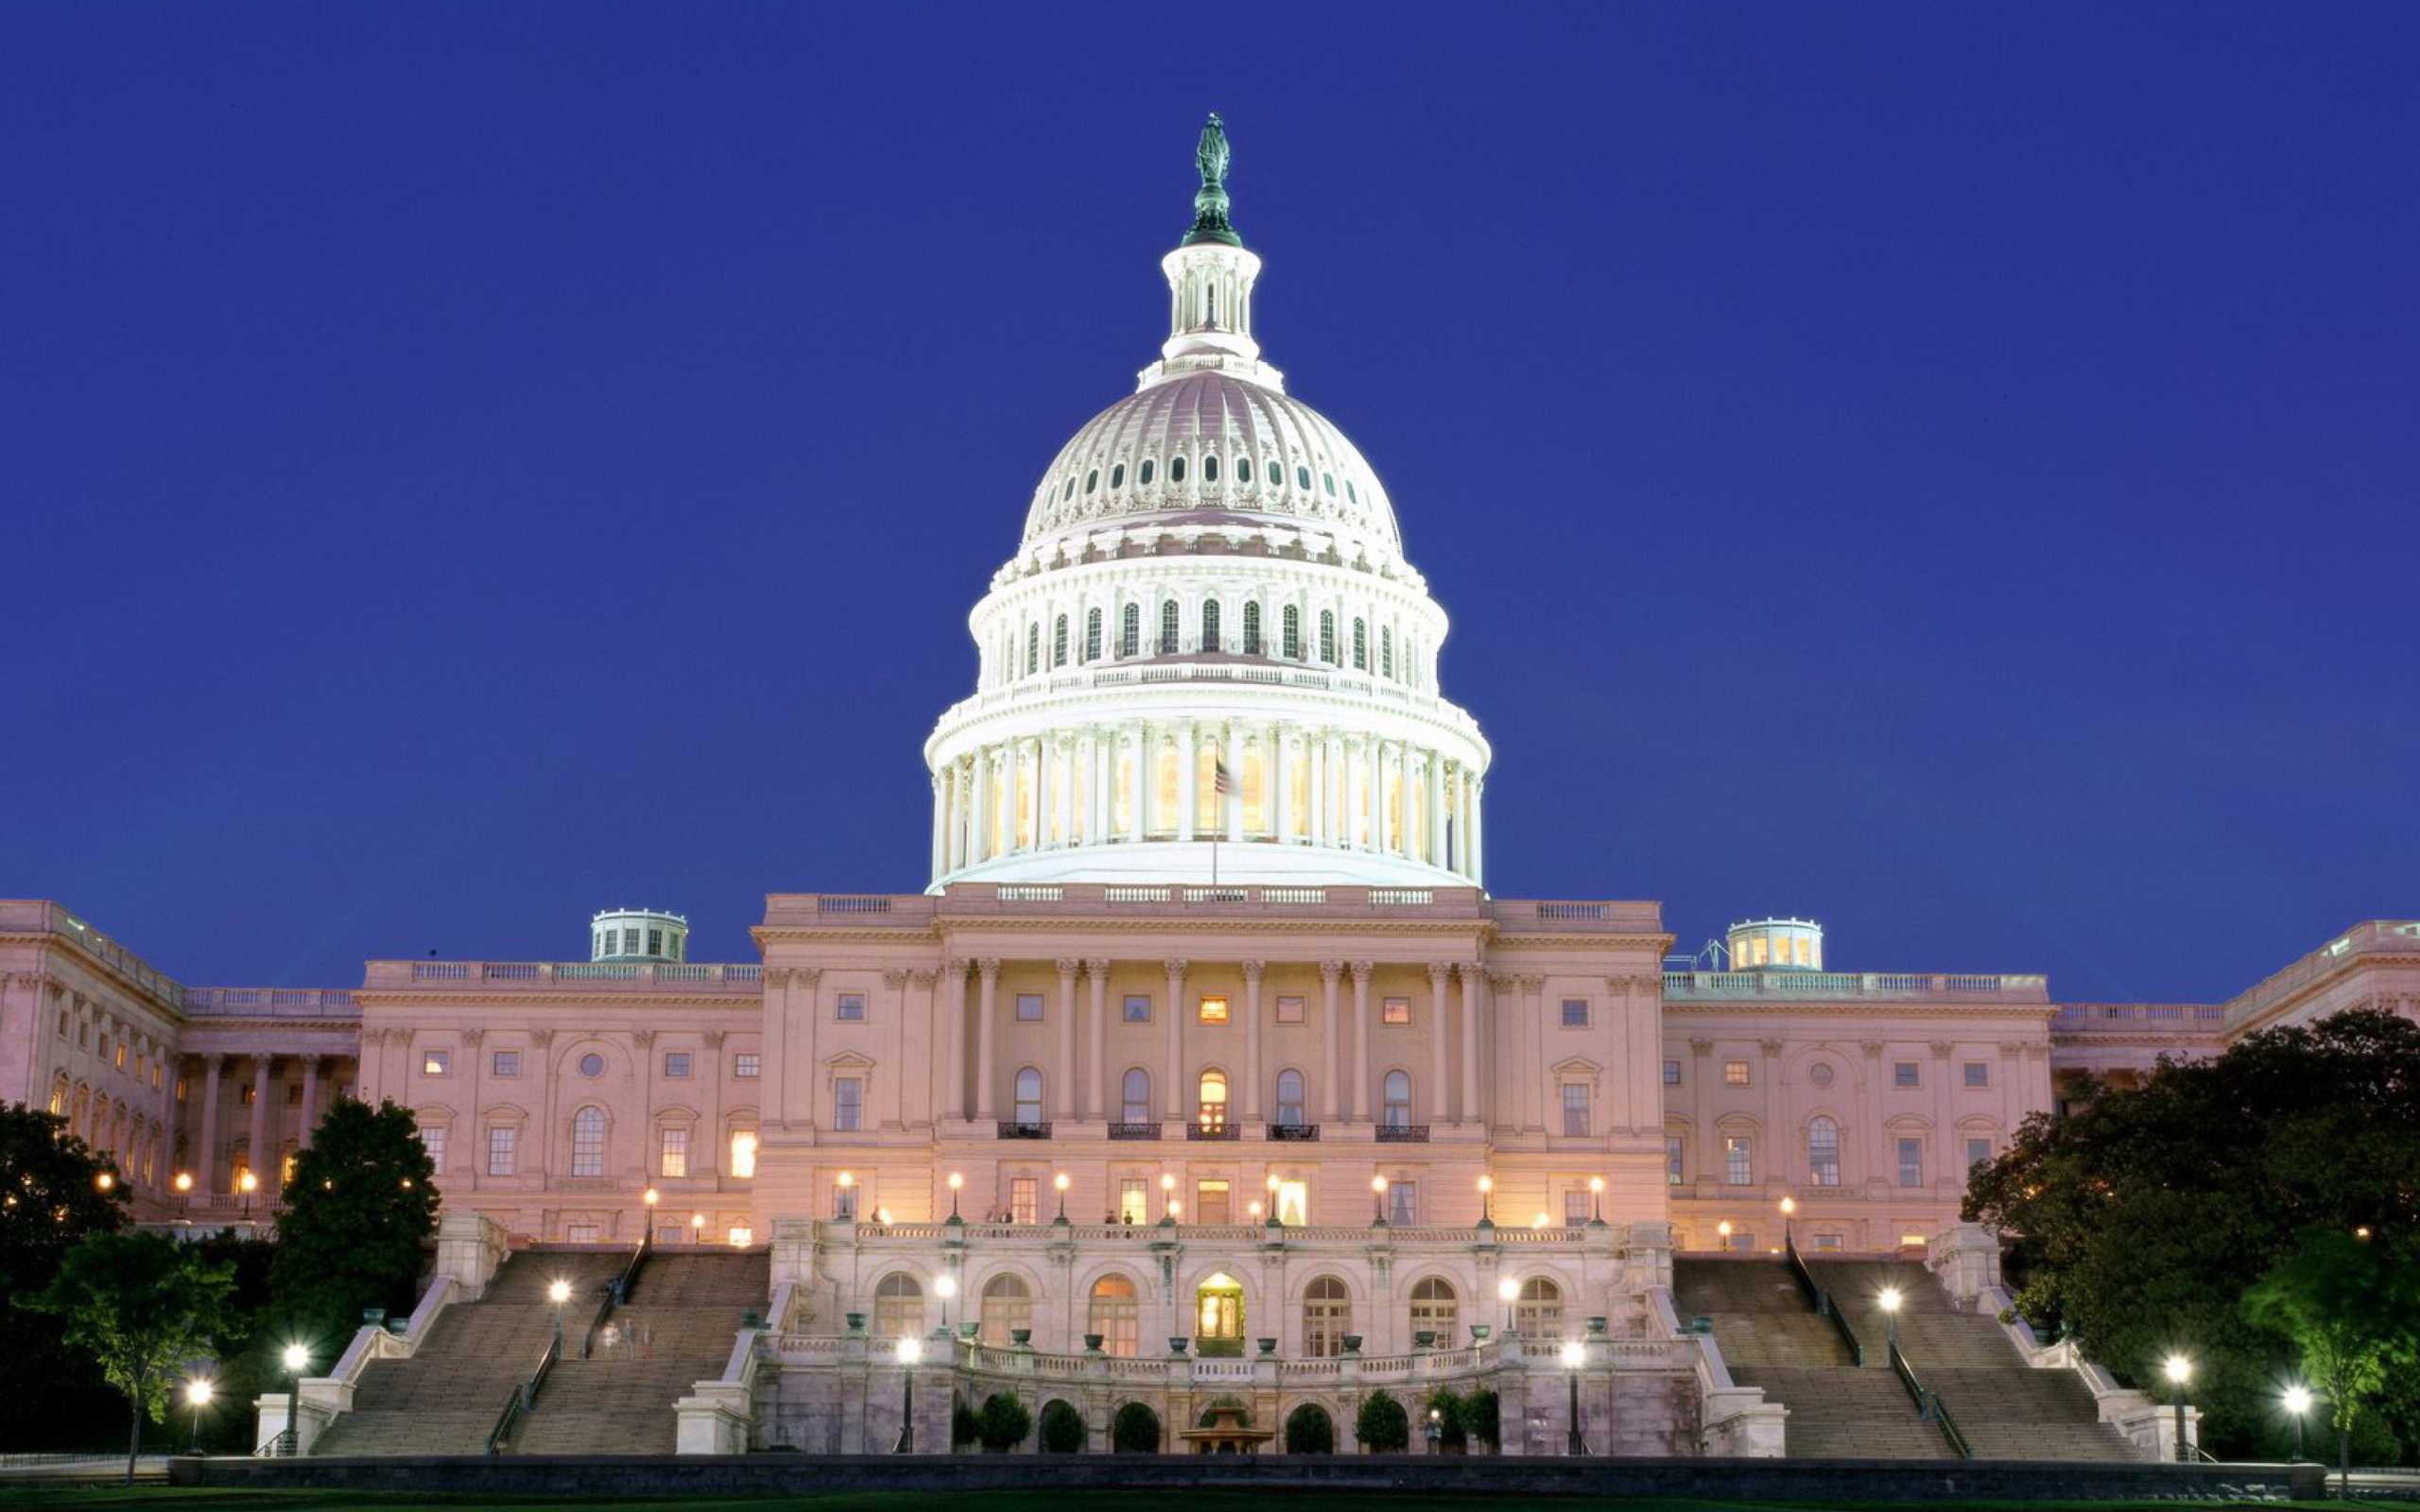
[1195,1271,1245,1356]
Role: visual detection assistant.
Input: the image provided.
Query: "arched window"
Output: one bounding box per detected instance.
[1381,1071,1412,1131]
[1409,1277,1459,1343]
[980,1273,1033,1346]
[1303,1276,1352,1358]
[1201,600,1221,652]
[1014,1067,1044,1126]
[1053,615,1069,668]
[1282,605,1301,660]
[1380,627,1394,679]
[1808,1116,1841,1187]
[1089,1275,1139,1357]
[1242,602,1262,655]
[1322,471,1336,496]
[1274,1069,1305,1129]
[1158,601,1179,655]
[1026,624,1040,675]
[1202,454,1219,484]
[1084,469,1098,495]
[1139,458,1155,487]
[1169,455,1187,484]
[1236,456,1253,484]
[873,1273,924,1338]
[571,1106,605,1177]
[1120,604,1140,658]
[1296,465,1311,490]
[1084,609,1102,662]
[1121,1068,1152,1125]
[1515,1277,1564,1338]
[1197,1071,1228,1133]
[1319,610,1336,663]
[1111,462,1125,490]
[1352,618,1367,671]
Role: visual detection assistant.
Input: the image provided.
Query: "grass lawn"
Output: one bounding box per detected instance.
[0,1493,2356,1512]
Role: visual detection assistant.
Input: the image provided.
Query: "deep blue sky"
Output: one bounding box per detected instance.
[8,5,2414,1003]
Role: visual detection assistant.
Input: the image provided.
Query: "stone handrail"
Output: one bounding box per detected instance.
[2220,920,2420,1028]
[366,960,762,989]
[1664,970,2048,1002]
[2,902,183,1007]
[784,1332,1676,1387]
[854,1218,1606,1246]
[182,987,358,1017]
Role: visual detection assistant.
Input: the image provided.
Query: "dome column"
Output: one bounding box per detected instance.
[1272,724,1296,844]
[1123,724,1146,844]
[1035,735,1057,850]
[969,746,993,865]
[929,772,948,879]
[1426,750,1445,867]
[1176,722,1199,842]
[1223,721,1245,843]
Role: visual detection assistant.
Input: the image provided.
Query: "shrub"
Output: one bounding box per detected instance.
[951,1394,980,1448]
[1461,1388,1501,1448]
[1038,1398,1086,1453]
[1284,1402,1336,1454]
[976,1391,1032,1452]
[1111,1400,1162,1453]
[1425,1386,1468,1448]
[1354,1389,1409,1452]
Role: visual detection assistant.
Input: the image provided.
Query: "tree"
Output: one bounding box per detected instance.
[976,1390,1032,1452]
[0,1104,131,1450]
[266,1098,437,1348]
[1461,1388,1501,1451]
[1283,1402,1335,1454]
[32,1230,234,1482]
[1355,1389,1409,1452]
[1037,1397,1086,1452]
[1425,1386,1468,1450]
[1965,1007,2420,1458]
[1110,1400,1161,1452]
[2243,1229,2419,1491]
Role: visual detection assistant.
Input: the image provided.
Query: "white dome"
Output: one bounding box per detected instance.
[1021,371,1404,559]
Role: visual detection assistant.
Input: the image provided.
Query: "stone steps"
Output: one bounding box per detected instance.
[1733,1366,1959,1460]
[1671,1259,1856,1371]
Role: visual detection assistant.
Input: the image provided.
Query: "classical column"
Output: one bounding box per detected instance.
[975,959,1002,1121]
[1319,960,1343,1123]
[1272,725,1295,843]
[1176,723,1198,841]
[1162,959,1187,1122]
[298,1057,321,1148]
[1085,958,1111,1121]
[196,1055,224,1195]
[1427,963,1450,1125]
[1348,963,1374,1122]
[1460,965,1482,1125]
[1126,725,1147,843]
[702,1028,730,1174]
[1470,780,1485,881]
[1055,959,1079,1121]
[1426,751,1445,867]
[1035,737,1057,850]
[1308,730,1328,847]
[969,747,993,864]
[1242,960,1266,1123]
[246,1055,272,1191]
[1224,721,1245,842]
[1364,740,1382,852]
[929,772,948,879]
[1078,730,1099,846]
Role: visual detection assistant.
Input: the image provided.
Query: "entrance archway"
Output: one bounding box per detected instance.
[1195,1271,1245,1356]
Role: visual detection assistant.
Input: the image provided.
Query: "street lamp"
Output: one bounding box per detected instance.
[934,1273,957,1334]
[1588,1176,1605,1227]
[238,1170,258,1220]
[1372,1175,1390,1226]
[174,1171,192,1214]
[96,1170,114,1193]
[895,1336,923,1453]
[1053,1172,1070,1224]
[2283,1384,2311,1460]
[1477,1174,1494,1228]
[547,1279,571,1355]
[691,1212,706,1245]
[837,1170,856,1221]
[1265,1172,1283,1228]
[184,1379,213,1454]
[280,1345,309,1455]
[1561,1338,1587,1454]
[1498,1276,1520,1335]
[1878,1287,1902,1354]
[1160,1172,1176,1226]
[1426,1406,1443,1454]
[947,1172,964,1223]
[1778,1195,1795,1247]
[2164,1354,2192,1463]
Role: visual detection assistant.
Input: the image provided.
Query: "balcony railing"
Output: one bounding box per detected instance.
[1268,1123,1321,1142]
[1186,1123,1238,1142]
[996,1121,1052,1141]
[1107,1122,1163,1141]
[1376,1124,1430,1143]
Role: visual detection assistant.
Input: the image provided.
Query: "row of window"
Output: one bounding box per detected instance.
[420,1048,762,1079]
[593,925,685,960]
[1008,602,1422,685]
[1670,1057,1997,1089]
[56,1010,170,1090]
[422,1115,757,1181]
[1056,455,1355,507]
[1008,991,1433,1026]
[1664,1125,1996,1188]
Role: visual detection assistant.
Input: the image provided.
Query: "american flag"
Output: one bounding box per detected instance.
[1213,756,1236,798]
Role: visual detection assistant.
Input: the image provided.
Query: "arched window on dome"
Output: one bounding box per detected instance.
[1322,472,1336,496]
[1063,476,1075,500]
[1380,627,1394,680]
[1053,615,1069,668]
[1084,469,1098,495]
[1353,618,1368,672]
[1084,609,1102,662]
[1236,456,1253,484]
[1158,601,1179,656]
[1111,462,1125,490]
[1026,624,1040,676]
[1319,610,1336,664]
[1296,465,1311,490]
[1202,454,1219,484]
[1169,455,1187,485]
[1347,479,1357,504]
[1242,602,1262,656]
[1120,604,1140,659]
[1201,600,1220,653]
[1139,458,1155,486]
[1282,605,1301,660]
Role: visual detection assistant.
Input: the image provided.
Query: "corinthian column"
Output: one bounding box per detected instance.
[1242,960,1266,1123]
[975,959,1001,1121]
[1320,961,1343,1124]
[1085,958,1111,1120]
[1054,958,1079,1121]
[1162,959,1187,1122]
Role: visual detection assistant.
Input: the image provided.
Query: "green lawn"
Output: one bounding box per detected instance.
[0,1493,2359,1512]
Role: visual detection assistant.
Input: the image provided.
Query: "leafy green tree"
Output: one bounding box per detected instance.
[1965,1007,2420,1457]
[1283,1402,1334,1454]
[1355,1389,1409,1452]
[31,1230,235,1481]
[2243,1229,2419,1491]
[0,1103,131,1450]
[1110,1400,1161,1452]
[1461,1387,1500,1450]
[951,1393,980,1448]
[266,1098,437,1348]
[976,1390,1032,1452]
[1037,1397,1086,1452]
[1425,1386,1468,1449]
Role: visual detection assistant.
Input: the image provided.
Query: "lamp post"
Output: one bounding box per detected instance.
[1498,1276,1519,1336]
[1372,1175,1390,1226]
[280,1345,308,1455]
[1588,1176,1605,1228]
[1477,1174,1494,1228]
[547,1279,571,1355]
[1878,1287,1901,1354]
[947,1172,964,1223]
[1160,1173,1176,1226]
[174,1171,192,1215]
[895,1336,922,1452]
[1778,1195,1795,1248]
[837,1170,855,1221]
[1265,1172,1282,1228]
[691,1212,706,1245]
[934,1273,956,1334]
[1426,1406,1443,1454]
[642,1186,659,1234]
[238,1170,258,1221]
[1715,1219,1732,1251]
[1561,1339,1587,1454]
[184,1379,212,1455]
[2164,1354,2192,1463]
[1053,1172,1070,1224]
[2283,1384,2311,1460]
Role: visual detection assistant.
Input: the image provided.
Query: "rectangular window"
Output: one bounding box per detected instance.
[1963,1061,1989,1088]
[731,1131,757,1178]
[492,1049,520,1078]
[832,1183,856,1221]
[1564,1191,1590,1228]
[1011,1177,1037,1225]
[1382,996,1410,1026]
[487,1125,516,1177]
[1725,1135,1753,1186]
[1966,1137,1992,1171]
[1122,994,1150,1023]
[660,1126,689,1178]
[664,1052,692,1078]
[1561,1083,1591,1137]
[727,1226,753,1248]
[421,1125,446,1174]
[1275,994,1304,1024]
[1015,992,1044,1022]
[1198,995,1229,1024]
[565,1223,601,1246]
[836,992,867,1022]
[1118,1177,1149,1226]
[1893,1061,1921,1088]
[1897,1137,1925,1187]
[1274,1178,1308,1227]
[1663,1059,1682,1086]
[1388,1181,1417,1226]
[423,1049,451,1076]
[1722,1059,1749,1087]
[1812,1233,1844,1252]
[113,1041,127,1071]
[286,1083,302,1105]
[1666,1135,1684,1186]
[240,1084,256,1106]
[834,1077,863,1131]
[1727,1228,1757,1253]
[1561,998,1589,1028]
[735,1053,761,1078]
[1197,1179,1232,1226]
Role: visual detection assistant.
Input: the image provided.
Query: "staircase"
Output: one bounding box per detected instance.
[507,1251,769,1456]
[1806,1258,2139,1462]
[310,1250,632,1456]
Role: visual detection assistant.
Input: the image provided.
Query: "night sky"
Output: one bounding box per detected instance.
[8,5,2414,1004]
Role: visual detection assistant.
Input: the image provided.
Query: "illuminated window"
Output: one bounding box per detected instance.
[1275,994,1304,1024]
[1409,1278,1458,1342]
[1011,1177,1037,1224]
[1090,1275,1140,1356]
[659,1125,688,1178]
[423,1050,451,1076]
[1382,996,1410,1026]
[980,1274,1033,1345]
[1118,1177,1149,1226]
[727,1226,752,1247]
[731,1130,757,1178]
[1724,1135,1753,1186]
[873,1273,923,1337]
[1722,1060,1749,1087]
[1015,992,1043,1022]
[1515,1277,1562,1335]
[1304,1276,1352,1357]
[1197,1071,1228,1132]
[1275,1178,1308,1226]
[1388,1181,1416,1225]
[571,1108,606,1177]
[735,1053,760,1078]
[1808,1116,1841,1187]
[837,993,866,1022]
[1963,1062,1989,1088]
[1198,995,1229,1024]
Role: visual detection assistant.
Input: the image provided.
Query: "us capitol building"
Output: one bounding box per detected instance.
[6,119,2413,1459]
